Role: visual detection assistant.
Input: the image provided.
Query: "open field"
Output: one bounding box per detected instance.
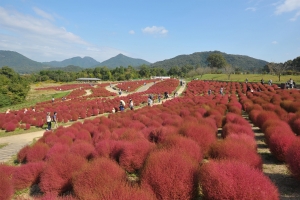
[194,74,300,84]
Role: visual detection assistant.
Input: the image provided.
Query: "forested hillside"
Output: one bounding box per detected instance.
[151,51,268,72]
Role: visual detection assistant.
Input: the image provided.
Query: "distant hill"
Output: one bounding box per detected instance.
[0,50,49,73]
[43,56,100,68]
[98,54,152,68]
[151,51,268,72]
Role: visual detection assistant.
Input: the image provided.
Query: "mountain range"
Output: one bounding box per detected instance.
[0,50,268,74]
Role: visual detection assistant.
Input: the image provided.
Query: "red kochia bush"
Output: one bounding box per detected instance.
[4,122,17,132]
[209,139,262,170]
[199,160,279,200]
[0,171,14,200]
[39,153,87,195]
[221,123,254,138]
[119,139,154,173]
[73,157,127,199]
[179,123,216,155]
[286,137,300,179]
[161,135,203,163]
[17,145,30,163]
[12,161,46,190]
[268,133,296,162]
[45,143,70,160]
[140,149,199,200]
[255,111,280,128]
[69,140,97,159]
[26,142,50,162]
[148,125,177,143]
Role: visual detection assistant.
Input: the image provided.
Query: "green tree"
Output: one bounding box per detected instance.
[206,53,227,68]
[139,65,151,78]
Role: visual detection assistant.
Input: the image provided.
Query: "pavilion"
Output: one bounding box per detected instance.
[76,78,101,83]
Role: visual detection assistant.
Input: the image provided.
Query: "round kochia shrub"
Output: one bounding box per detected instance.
[73,157,127,199]
[39,153,87,195]
[119,139,154,173]
[209,139,262,170]
[17,145,30,163]
[286,137,300,179]
[179,122,216,155]
[160,135,203,163]
[26,142,50,162]
[12,161,46,190]
[268,133,296,162]
[140,148,199,200]
[199,160,279,200]
[221,123,254,138]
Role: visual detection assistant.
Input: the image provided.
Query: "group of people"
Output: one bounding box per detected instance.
[286,78,296,89]
[46,111,58,131]
[112,98,134,113]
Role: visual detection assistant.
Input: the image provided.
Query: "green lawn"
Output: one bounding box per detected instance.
[189,74,300,84]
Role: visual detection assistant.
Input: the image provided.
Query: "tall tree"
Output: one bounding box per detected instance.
[206,53,227,68]
[223,64,235,80]
[267,62,291,81]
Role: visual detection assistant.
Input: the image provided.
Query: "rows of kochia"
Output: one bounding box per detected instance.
[0,79,177,132]
[0,80,300,199]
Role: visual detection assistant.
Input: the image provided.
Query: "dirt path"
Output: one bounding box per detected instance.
[84,89,92,96]
[105,82,155,97]
[0,131,45,162]
[243,115,300,200]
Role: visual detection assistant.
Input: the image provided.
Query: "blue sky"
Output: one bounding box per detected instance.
[0,0,299,64]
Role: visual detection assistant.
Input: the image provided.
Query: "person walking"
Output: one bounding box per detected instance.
[220,87,224,95]
[129,99,134,110]
[289,78,293,89]
[158,94,161,103]
[46,112,52,131]
[268,79,272,85]
[53,112,58,129]
[148,96,153,107]
[119,100,125,112]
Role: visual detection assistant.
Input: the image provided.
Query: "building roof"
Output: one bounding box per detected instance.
[76,78,101,81]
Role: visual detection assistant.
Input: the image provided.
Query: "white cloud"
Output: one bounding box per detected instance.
[129,30,135,34]
[0,6,124,62]
[32,7,54,21]
[0,6,87,45]
[246,7,257,11]
[142,26,168,36]
[275,0,300,20]
[290,10,300,21]
[272,41,278,44]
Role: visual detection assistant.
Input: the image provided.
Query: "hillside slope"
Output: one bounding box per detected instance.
[151,51,268,71]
